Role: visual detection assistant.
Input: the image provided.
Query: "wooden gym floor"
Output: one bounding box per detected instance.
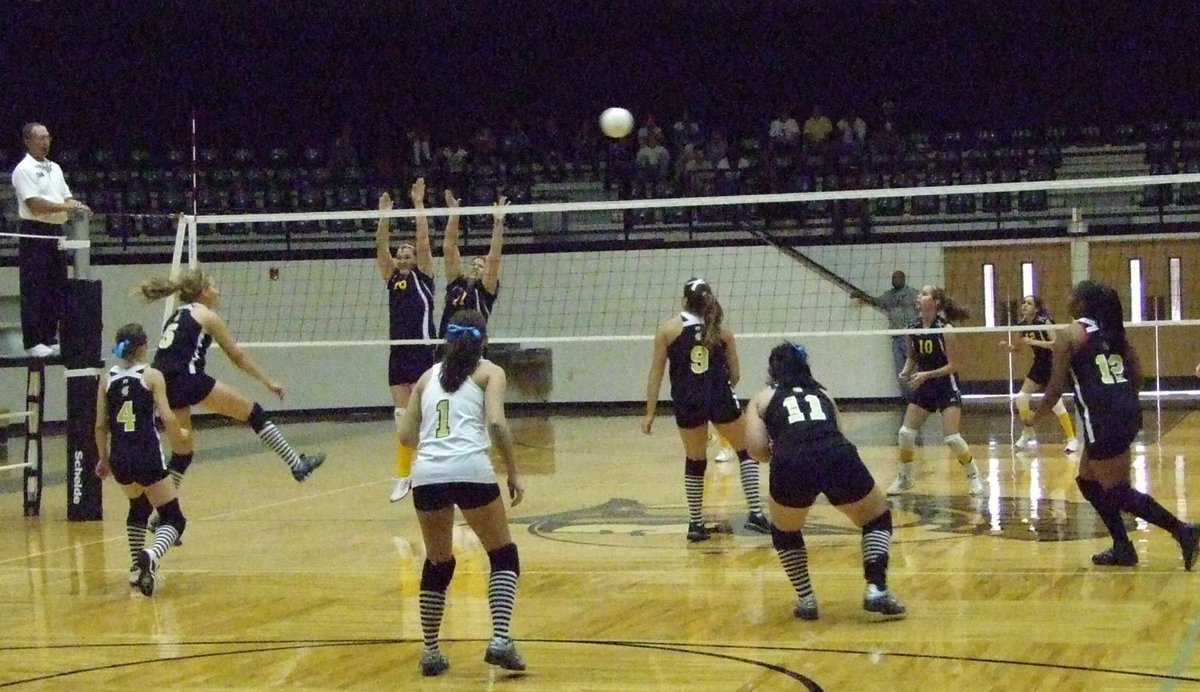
[1,403,1199,690]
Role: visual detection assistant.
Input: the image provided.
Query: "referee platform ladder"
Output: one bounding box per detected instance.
[0,293,49,516]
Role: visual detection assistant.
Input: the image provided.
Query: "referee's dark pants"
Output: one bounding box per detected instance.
[18,220,68,350]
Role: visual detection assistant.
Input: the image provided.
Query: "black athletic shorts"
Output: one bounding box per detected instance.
[769,441,876,509]
[110,451,170,488]
[911,377,962,413]
[674,389,742,430]
[162,372,216,410]
[389,344,437,386]
[412,481,501,512]
[1026,356,1052,387]
[1084,416,1141,461]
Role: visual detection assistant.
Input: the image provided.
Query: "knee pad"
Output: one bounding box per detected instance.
[127,494,153,526]
[685,457,707,477]
[420,557,457,593]
[394,408,405,432]
[248,403,268,433]
[770,525,806,551]
[487,543,520,576]
[155,498,188,538]
[897,426,917,452]
[862,510,892,534]
[944,434,970,457]
[1051,399,1068,416]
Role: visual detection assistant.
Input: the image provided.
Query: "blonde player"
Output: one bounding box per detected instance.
[377,179,437,502]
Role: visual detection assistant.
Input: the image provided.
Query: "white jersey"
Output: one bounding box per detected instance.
[412,363,496,487]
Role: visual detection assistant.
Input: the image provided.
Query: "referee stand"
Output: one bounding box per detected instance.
[0,216,102,518]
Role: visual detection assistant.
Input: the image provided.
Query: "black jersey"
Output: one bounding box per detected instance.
[762,384,844,454]
[667,312,732,408]
[909,315,959,380]
[1070,317,1141,434]
[105,364,162,463]
[1021,314,1053,366]
[152,304,211,376]
[439,276,499,337]
[387,267,436,340]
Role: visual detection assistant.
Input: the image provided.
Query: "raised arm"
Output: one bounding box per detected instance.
[375,191,395,282]
[197,306,284,400]
[480,196,508,294]
[412,178,434,276]
[443,189,463,280]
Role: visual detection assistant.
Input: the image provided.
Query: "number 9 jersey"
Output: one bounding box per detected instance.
[667,311,740,429]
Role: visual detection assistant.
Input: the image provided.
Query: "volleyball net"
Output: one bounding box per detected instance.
[163,171,1200,406]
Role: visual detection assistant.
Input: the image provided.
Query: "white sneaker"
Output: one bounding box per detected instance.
[26,344,53,358]
[1014,429,1035,449]
[966,474,985,497]
[389,476,412,502]
[887,471,914,495]
[48,343,61,356]
[714,446,733,462]
[1064,438,1080,454]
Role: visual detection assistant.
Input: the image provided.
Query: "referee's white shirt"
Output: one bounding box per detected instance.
[413,363,497,487]
[11,153,71,225]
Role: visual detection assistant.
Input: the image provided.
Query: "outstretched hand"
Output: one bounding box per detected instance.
[445,189,460,207]
[410,177,426,206]
[378,191,393,211]
[493,195,509,222]
[266,380,285,400]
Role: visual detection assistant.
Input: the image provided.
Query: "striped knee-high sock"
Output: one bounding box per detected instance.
[257,422,303,472]
[419,558,456,652]
[776,539,813,599]
[684,457,706,524]
[487,544,520,643]
[861,512,893,590]
[148,524,180,561]
[126,495,152,565]
[168,452,192,489]
[127,522,147,564]
[736,451,763,514]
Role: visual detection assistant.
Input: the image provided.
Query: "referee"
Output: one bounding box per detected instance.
[10,122,90,358]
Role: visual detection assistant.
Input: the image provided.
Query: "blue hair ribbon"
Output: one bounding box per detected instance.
[792,342,807,359]
[446,324,482,342]
[112,340,131,358]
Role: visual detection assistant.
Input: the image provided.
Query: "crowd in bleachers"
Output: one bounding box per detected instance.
[4,110,1200,240]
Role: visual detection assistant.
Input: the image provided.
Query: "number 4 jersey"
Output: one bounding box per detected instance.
[105,363,164,464]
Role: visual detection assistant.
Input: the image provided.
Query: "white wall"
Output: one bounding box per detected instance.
[0,241,937,421]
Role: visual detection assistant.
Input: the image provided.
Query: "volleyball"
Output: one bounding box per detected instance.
[599,107,634,138]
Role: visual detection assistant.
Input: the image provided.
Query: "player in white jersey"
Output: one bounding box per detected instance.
[398,309,525,677]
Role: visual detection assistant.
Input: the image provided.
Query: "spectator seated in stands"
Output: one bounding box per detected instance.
[672,112,701,151]
[768,109,801,153]
[803,106,834,149]
[836,115,867,154]
[635,134,672,187]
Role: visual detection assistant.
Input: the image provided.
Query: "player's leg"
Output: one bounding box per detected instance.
[390,382,415,502]
[1014,378,1038,448]
[888,403,929,494]
[200,380,325,482]
[413,486,457,676]
[713,413,769,533]
[1093,445,1199,570]
[941,405,983,497]
[460,485,525,672]
[766,461,817,619]
[135,479,186,597]
[117,483,153,585]
[676,417,711,542]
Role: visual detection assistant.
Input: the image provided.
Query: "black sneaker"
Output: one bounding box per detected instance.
[419,648,449,677]
[484,638,526,671]
[686,522,711,542]
[134,549,158,597]
[863,584,906,618]
[291,453,326,482]
[793,594,819,621]
[1176,523,1200,572]
[1092,542,1138,567]
[744,512,771,534]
